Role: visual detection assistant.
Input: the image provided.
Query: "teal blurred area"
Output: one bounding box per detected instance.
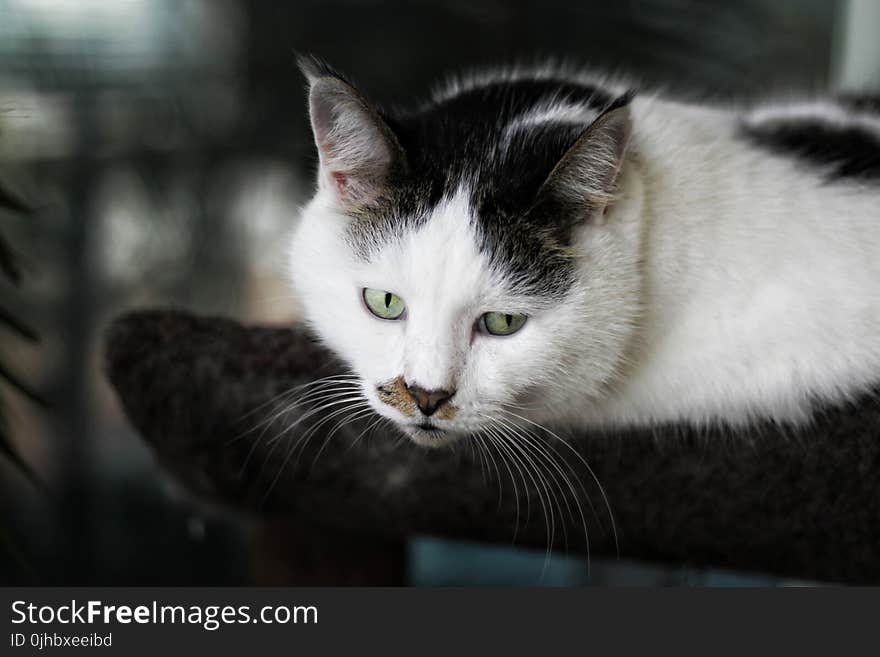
[409,537,794,586]
[411,537,591,587]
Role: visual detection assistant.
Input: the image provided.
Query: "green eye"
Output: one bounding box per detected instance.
[363,288,406,320]
[481,312,527,336]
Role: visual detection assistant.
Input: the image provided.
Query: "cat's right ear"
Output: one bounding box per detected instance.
[299,56,405,207]
[533,94,633,228]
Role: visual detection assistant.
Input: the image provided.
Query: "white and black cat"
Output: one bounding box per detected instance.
[288,56,880,447]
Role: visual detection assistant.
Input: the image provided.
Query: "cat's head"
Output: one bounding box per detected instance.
[289,58,642,446]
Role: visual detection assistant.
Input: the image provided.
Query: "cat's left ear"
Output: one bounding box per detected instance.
[535,94,633,224]
[299,56,406,207]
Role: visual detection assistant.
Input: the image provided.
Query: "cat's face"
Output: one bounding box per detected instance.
[292,188,583,446]
[289,59,638,446]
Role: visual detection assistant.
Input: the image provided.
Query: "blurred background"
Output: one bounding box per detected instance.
[0,0,878,586]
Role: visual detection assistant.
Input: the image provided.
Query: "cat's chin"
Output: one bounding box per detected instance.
[399,423,463,448]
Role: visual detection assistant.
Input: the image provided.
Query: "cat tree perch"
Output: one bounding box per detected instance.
[104,310,880,584]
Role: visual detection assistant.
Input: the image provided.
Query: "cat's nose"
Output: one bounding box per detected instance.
[405,383,453,417]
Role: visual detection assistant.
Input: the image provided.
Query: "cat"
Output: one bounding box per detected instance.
[288,56,880,448]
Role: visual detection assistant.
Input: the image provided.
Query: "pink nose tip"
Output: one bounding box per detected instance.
[405,384,453,416]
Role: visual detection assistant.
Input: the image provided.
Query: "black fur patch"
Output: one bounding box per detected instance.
[839,94,880,115]
[741,100,880,181]
[343,76,627,297]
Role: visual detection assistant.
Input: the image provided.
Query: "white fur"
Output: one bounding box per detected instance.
[289,90,880,442]
[745,100,880,135]
[593,97,880,428]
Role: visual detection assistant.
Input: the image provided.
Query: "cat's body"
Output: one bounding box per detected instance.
[569,95,880,429]
[289,58,880,446]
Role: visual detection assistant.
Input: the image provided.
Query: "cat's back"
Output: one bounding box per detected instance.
[611,91,880,428]
[739,96,880,182]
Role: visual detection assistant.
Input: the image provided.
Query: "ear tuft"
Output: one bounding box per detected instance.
[296,53,350,87]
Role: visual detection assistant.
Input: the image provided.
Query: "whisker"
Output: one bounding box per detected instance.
[471,433,489,487]
[310,406,376,468]
[288,400,372,471]
[253,393,366,484]
[266,390,364,443]
[262,398,370,501]
[500,407,619,559]
[495,420,568,560]
[476,430,521,541]
[479,420,532,530]
[476,432,505,512]
[493,414,592,573]
[231,377,362,447]
[483,420,554,576]
[346,414,386,453]
[240,385,364,475]
[232,374,361,433]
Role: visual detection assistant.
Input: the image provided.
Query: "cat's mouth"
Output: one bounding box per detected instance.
[405,420,457,447]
